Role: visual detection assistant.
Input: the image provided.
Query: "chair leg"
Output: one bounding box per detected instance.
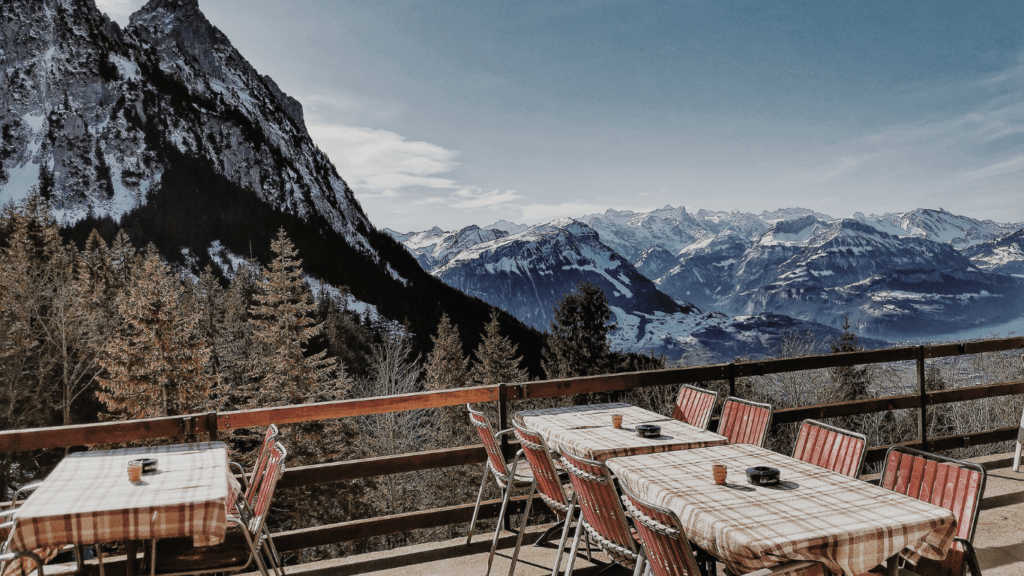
[551,494,577,576]
[507,481,537,576]
[467,467,491,545]
[632,549,647,576]
[534,518,565,547]
[487,477,516,576]
[563,517,586,576]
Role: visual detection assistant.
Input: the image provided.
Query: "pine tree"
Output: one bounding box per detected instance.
[424,313,473,445]
[470,311,529,386]
[425,313,470,392]
[542,281,616,379]
[829,317,869,402]
[97,246,216,418]
[244,228,349,408]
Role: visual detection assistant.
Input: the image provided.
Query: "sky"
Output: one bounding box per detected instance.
[97,1,1024,233]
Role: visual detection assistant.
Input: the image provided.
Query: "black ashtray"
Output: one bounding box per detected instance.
[746,466,780,486]
[139,458,159,474]
[635,424,662,438]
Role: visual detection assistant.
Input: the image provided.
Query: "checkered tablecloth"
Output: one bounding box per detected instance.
[517,403,727,462]
[607,444,957,576]
[9,442,240,555]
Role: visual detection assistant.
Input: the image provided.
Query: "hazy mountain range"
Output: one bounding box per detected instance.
[390,206,1024,360]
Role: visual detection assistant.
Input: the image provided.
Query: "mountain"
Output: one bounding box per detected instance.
[852,208,1022,248]
[0,0,543,366]
[394,219,871,361]
[396,205,1024,349]
[429,218,695,330]
[963,229,1024,277]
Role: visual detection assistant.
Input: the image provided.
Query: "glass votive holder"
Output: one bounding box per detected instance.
[712,463,728,485]
[611,414,623,429]
[128,460,143,483]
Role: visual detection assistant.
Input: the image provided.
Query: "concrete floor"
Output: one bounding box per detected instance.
[275,451,1024,576]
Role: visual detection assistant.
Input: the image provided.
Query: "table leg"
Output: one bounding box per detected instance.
[125,541,137,576]
[885,553,899,576]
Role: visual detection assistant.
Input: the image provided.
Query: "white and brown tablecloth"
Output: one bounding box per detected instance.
[9,441,239,556]
[607,444,957,576]
[517,403,727,462]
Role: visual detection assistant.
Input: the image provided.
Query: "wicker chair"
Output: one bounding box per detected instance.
[791,419,867,478]
[716,397,773,448]
[2,484,82,575]
[467,405,545,576]
[513,421,579,575]
[0,549,46,576]
[672,385,719,429]
[151,442,288,576]
[863,446,987,576]
[559,450,646,576]
[230,424,279,511]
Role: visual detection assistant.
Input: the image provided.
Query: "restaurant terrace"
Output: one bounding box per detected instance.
[2,336,1024,576]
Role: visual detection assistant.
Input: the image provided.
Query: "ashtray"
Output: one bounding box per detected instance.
[139,458,159,474]
[635,424,662,438]
[745,466,780,486]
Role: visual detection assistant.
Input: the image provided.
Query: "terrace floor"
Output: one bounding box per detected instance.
[282,452,1024,576]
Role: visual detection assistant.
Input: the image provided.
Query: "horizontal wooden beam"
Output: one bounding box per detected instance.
[518,364,732,400]
[0,413,213,453]
[272,496,530,552]
[773,394,920,425]
[863,426,1018,464]
[218,386,498,430]
[278,445,489,488]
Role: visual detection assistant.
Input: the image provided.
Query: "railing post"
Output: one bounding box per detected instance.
[728,363,737,398]
[917,345,928,451]
[207,411,218,441]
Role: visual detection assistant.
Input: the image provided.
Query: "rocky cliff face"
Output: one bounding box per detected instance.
[0,0,545,364]
[0,0,370,251]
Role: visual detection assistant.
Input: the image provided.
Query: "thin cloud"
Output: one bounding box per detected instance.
[309,124,460,191]
[449,188,523,210]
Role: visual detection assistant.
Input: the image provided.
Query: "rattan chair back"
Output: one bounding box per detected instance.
[792,419,867,478]
[672,385,718,429]
[717,397,773,448]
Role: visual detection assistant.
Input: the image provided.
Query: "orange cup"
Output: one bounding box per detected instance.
[611,414,623,429]
[712,464,727,485]
[128,460,143,483]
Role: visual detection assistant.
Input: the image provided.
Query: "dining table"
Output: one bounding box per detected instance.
[607,443,958,576]
[6,441,240,576]
[516,402,728,462]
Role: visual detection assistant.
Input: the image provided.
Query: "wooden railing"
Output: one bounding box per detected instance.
[2,336,1024,555]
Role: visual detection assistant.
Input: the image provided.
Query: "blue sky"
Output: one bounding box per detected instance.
[98,1,1024,232]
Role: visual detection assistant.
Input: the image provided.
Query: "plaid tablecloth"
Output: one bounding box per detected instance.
[517,403,726,462]
[9,442,240,555]
[607,444,957,576]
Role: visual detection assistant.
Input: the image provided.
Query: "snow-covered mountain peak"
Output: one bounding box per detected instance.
[484,219,529,235]
[757,215,829,247]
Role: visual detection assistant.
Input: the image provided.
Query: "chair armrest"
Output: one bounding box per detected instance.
[0,550,45,576]
[956,537,983,576]
[229,461,250,492]
[494,428,515,439]
[12,482,43,506]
